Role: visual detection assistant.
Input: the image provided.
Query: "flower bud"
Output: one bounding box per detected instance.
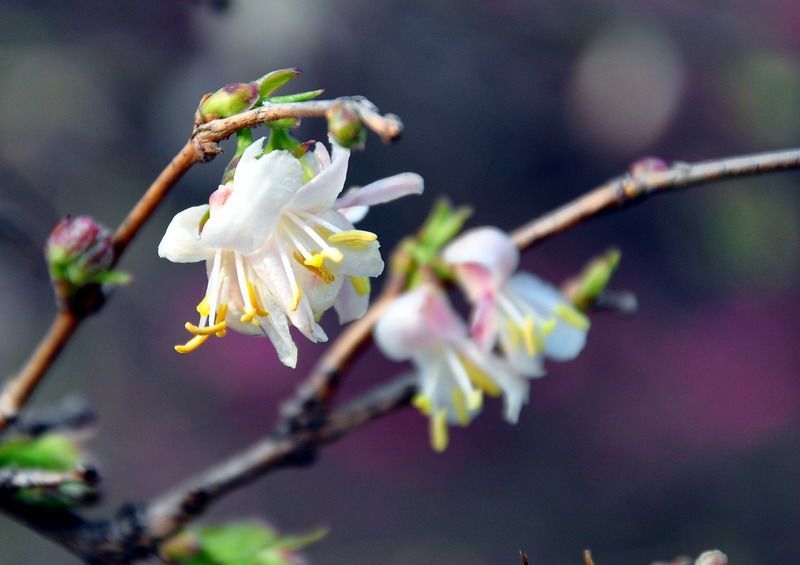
[46,216,126,310]
[630,156,669,177]
[326,102,366,149]
[199,82,259,120]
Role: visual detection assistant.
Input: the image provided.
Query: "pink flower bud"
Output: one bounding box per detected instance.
[629,156,669,177]
[199,82,259,120]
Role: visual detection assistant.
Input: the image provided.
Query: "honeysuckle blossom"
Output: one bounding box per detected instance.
[159,136,423,368]
[443,226,589,376]
[374,284,528,451]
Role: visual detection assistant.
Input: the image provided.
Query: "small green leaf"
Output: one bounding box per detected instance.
[256,68,302,100]
[88,270,131,285]
[0,434,82,471]
[164,522,326,565]
[266,89,325,104]
[570,248,622,308]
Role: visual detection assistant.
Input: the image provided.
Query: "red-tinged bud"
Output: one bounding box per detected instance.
[630,156,669,177]
[45,216,127,313]
[199,82,259,120]
[326,102,366,149]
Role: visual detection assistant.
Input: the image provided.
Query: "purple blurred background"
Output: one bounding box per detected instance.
[2,1,800,563]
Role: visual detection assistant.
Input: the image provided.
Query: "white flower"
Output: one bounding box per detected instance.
[158,137,423,367]
[443,227,589,376]
[374,284,528,451]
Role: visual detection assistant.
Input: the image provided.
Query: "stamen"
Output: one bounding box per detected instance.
[174,335,209,354]
[294,210,342,235]
[290,283,303,312]
[214,304,228,337]
[457,353,502,397]
[349,276,370,296]
[293,251,335,283]
[452,389,469,426]
[185,321,228,336]
[431,410,449,452]
[276,237,303,312]
[327,230,377,249]
[412,394,432,416]
[285,212,343,261]
[554,304,590,331]
[522,315,538,357]
[304,247,344,266]
[196,296,210,317]
[247,281,269,317]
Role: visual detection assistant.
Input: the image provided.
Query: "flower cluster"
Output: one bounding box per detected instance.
[375,227,590,451]
[159,137,423,367]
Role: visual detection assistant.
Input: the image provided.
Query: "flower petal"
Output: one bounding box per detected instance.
[506,272,589,361]
[374,284,467,361]
[290,141,350,213]
[158,205,213,263]
[202,141,303,254]
[334,277,370,324]
[461,343,529,424]
[443,226,519,300]
[334,172,424,210]
[318,211,384,277]
[470,295,499,351]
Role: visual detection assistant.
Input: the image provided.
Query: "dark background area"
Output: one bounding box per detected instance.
[1,1,799,563]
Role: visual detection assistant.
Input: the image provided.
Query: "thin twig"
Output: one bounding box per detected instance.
[511,148,800,248]
[0,467,98,494]
[11,395,96,438]
[0,311,80,430]
[195,98,403,144]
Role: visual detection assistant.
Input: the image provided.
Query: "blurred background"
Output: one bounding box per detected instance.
[1,0,800,563]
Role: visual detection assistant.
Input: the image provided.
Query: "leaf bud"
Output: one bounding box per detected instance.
[326,101,366,149]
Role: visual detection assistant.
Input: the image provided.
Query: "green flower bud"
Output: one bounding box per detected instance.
[326,102,366,149]
[199,81,259,119]
[566,248,622,310]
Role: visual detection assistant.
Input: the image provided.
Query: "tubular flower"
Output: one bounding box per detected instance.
[442,227,590,376]
[158,137,423,367]
[374,284,528,452]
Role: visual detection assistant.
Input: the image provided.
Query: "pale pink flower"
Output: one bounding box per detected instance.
[374,284,528,451]
[443,226,589,376]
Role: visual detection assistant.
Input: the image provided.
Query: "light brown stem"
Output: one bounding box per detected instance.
[511,148,800,248]
[0,311,79,429]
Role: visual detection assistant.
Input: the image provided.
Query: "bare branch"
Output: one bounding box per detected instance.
[144,375,416,543]
[0,467,98,495]
[511,148,800,249]
[195,97,403,144]
[11,395,96,438]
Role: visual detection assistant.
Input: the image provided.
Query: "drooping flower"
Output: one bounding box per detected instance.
[374,284,528,451]
[442,227,590,376]
[158,137,423,367]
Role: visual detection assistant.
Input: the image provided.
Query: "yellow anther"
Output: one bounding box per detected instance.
[506,320,521,351]
[247,281,269,317]
[349,276,371,296]
[555,304,590,331]
[452,389,469,426]
[327,230,378,249]
[184,321,228,336]
[214,304,228,337]
[290,283,302,311]
[458,354,501,397]
[240,308,256,323]
[294,251,335,283]
[412,394,432,416]
[522,316,538,357]
[174,334,209,354]
[431,410,449,453]
[304,247,344,267]
[540,317,557,336]
[196,296,210,317]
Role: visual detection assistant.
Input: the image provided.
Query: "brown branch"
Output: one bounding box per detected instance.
[195,97,403,144]
[144,375,416,544]
[0,467,98,494]
[511,147,800,248]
